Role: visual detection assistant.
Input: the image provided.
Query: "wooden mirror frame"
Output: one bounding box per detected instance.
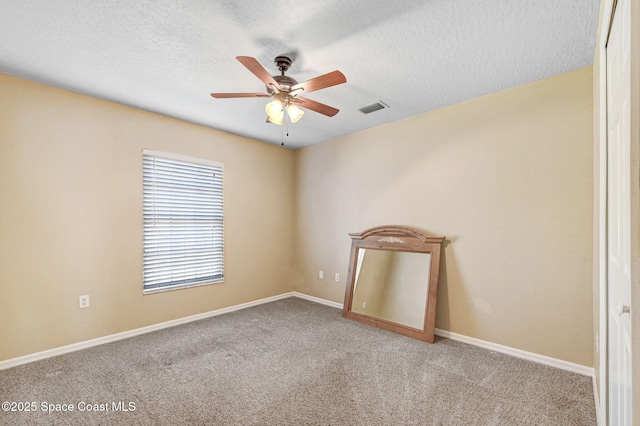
[342,226,445,343]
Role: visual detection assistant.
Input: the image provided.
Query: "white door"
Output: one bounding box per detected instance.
[606,0,632,422]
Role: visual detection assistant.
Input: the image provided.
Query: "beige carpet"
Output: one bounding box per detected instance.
[0,297,596,425]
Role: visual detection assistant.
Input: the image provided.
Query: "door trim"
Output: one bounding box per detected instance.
[597,0,618,423]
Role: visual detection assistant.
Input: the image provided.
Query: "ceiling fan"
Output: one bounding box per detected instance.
[211,56,346,125]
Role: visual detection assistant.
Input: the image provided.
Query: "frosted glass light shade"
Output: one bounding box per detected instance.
[287,104,304,123]
[265,99,284,120]
[267,110,284,125]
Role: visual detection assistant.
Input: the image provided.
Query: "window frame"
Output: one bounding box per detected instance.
[142,149,224,294]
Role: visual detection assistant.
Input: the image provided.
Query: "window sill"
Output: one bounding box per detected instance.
[143,279,224,295]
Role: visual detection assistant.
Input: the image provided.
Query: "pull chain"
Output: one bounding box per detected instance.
[281,111,290,147]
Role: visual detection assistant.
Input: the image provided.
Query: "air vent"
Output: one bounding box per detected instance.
[358,101,389,115]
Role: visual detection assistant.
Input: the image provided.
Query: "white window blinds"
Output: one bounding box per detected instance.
[143,150,223,293]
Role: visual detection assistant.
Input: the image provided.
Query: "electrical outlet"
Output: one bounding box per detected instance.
[79,295,90,309]
[335,273,340,282]
[362,302,366,309]
[319,270,324,279]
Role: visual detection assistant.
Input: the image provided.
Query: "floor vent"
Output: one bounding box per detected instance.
[358,101,389,114]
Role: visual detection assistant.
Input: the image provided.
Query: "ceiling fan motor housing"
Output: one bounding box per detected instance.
[274,56,292,73]
[270,75,298,93]
[269,56,298,93]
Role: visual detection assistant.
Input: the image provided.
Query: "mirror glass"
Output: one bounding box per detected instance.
[351,248,432,330]
[342,226,445,343]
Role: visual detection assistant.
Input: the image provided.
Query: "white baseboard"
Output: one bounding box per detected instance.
[435,328,595,377]
[432,328,594,377]
[1,291,595,382]
[291,291,343,309]
[0,292,295,370]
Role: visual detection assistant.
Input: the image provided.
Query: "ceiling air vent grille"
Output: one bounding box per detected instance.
[358,101,389,115]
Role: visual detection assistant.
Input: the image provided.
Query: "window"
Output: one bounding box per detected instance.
[142,150,223,293]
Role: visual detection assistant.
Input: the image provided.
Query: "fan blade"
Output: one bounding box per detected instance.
[236,56,281,92]
[293,97,340,117]
[290,70,346,94]
[210,93,271,98]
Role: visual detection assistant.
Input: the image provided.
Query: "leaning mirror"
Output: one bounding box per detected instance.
[342,226,445,343]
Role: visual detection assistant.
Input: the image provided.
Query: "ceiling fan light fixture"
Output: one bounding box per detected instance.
[212,55,346,126]
[287,104,304,123]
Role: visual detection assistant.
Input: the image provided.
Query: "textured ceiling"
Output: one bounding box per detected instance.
[0,0,599,149]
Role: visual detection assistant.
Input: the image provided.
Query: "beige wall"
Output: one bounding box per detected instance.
[295,67,594,366]
[0,74,295,361]
[1,66,596,368]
